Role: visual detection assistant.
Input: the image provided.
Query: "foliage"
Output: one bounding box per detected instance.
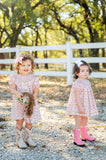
[0,0,105,66]
[47,0,105,43]
[0,0,44,48]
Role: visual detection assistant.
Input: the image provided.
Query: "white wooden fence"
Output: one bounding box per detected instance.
[0,42,106,85]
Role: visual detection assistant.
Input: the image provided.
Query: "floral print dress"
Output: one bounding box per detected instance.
[9,74,41,124]
[67,79,98,117]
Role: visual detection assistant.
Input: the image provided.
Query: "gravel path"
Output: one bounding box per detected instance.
[0,79,106,160]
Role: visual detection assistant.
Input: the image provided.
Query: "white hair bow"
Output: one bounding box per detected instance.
[75,60,83,67]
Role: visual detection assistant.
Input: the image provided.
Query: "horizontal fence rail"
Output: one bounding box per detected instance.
[20,44,66,51]
[0,57,106,64]
[0,58,67,64]
[0,42,106,85]
[72,57,106,63]
[71,42,106,49]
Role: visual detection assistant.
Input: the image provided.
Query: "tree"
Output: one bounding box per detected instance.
[0,0,43,56]
[47,0,105,69]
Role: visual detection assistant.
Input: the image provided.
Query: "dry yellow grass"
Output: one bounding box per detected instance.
[0,75,106,104]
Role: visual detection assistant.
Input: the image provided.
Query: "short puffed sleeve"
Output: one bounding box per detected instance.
[87,80,91,86]
[9,75,16,85]
[73,81,83,91]
[33,77,40,88]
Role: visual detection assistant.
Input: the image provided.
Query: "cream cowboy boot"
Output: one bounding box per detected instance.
[16,128,27,149]
[24,127,36,147]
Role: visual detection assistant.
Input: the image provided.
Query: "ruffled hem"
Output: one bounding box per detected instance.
[66,112,98,117]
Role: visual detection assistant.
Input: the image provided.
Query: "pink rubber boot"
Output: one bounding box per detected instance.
[73,129,85,147]
[81,127,96,141]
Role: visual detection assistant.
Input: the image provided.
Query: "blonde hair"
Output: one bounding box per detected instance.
[14,52,35,74]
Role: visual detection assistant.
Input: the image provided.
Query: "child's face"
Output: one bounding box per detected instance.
[19,59,32,75]
[76,65,89,80]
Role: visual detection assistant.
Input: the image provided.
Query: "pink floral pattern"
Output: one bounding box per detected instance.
[9,74,41,123]
[67,79,98,117]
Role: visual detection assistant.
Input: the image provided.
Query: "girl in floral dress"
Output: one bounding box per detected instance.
[9,52,41,149]
[67,60,98,147]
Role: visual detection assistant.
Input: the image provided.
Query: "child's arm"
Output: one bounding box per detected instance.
[75,90,85,114]
[10,84,23,99]
[33,87,39,101]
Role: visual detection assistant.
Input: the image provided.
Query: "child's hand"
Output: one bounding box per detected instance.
[16,92,23,99]
[79,107,85,114]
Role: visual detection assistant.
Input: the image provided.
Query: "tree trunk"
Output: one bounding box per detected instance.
[44,27,48,69]
[34,29,39,69]
[9,33,18,70]
[44,51,48,69]
[0,53,5,69]
[102,48,106,68]
[89,49,99,70]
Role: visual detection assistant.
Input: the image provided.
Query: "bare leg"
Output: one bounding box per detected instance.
[81,116,88,127]
[25,123,32,130]
[16,119,24,130]
[74,115,82,129]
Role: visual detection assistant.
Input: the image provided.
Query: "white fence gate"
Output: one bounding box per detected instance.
[0,42,106,85]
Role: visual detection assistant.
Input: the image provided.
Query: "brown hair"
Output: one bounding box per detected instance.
[21,92,35,116]
[73,60,92,79]
[14,52,35,74]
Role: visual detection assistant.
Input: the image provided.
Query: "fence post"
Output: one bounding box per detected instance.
[66,42,73,85]
[16,45,21,56]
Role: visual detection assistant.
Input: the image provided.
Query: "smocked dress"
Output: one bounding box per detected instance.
[9,74,41,123]
[67,79,98,117]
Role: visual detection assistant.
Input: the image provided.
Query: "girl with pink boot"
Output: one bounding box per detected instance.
[9,52,41,149]
[67,60,98,147]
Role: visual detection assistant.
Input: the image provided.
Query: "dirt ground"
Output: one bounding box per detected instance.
[0,76,106,160]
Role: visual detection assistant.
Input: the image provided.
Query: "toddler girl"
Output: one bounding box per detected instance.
[67,60,98,147]
[9,52,41,149]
